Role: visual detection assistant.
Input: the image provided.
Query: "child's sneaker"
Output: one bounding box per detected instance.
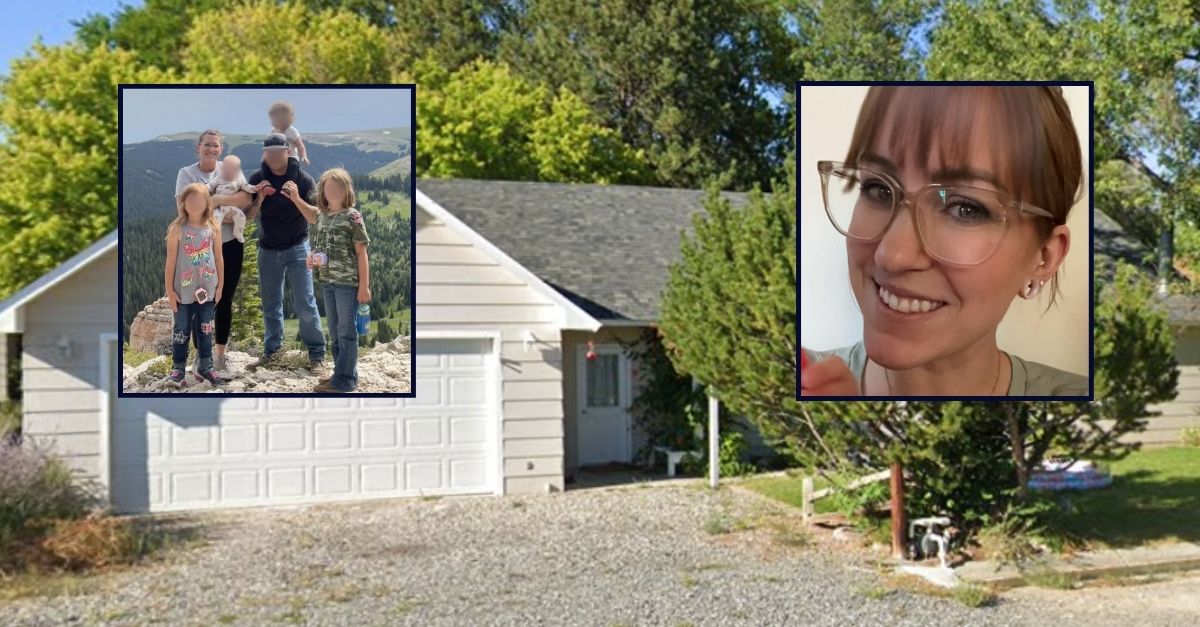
[195,368,223,387]
[164,368,186,389]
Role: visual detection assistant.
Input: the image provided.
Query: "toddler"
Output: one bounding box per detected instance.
[269,100,309,164]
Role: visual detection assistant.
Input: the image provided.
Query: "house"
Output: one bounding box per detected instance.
[0,180,745,514]
[1094,204,1200,445]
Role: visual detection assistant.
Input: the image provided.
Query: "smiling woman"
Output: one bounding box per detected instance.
[797,84,1091,398]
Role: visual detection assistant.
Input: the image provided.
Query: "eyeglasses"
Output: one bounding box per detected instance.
[817,160,1055,266]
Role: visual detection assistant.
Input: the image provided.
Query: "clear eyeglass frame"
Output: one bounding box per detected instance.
[817,160,1056,266]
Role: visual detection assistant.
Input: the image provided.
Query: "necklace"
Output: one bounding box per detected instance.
[881,350,1005,396]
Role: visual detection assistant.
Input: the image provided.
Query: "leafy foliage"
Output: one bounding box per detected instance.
[0,439,99,565]
[182,1,392,83]
[0,44,168,299]
[502,0,791,190]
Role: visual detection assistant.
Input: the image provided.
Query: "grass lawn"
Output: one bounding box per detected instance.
[740,447,1200,550]
[1058,446,1200,548]
[358,194,410,219]
[282,308,410,348]
[739,472,839,515]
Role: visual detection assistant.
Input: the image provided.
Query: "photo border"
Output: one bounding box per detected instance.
[794,80,1096,402]
[116,83,417,399]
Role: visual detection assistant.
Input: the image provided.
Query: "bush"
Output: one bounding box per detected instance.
[0,400,20,438]
[1182,426,1200,447]
[38,514,146,571]
[0,439,98,568]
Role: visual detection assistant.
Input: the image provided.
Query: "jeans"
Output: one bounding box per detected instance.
[322,284,360,391]
[257,239,326,360]
[172,302,215,371]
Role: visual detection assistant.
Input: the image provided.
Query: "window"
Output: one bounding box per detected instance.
[586,354,620,407]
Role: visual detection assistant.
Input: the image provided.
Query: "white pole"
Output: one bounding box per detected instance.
[708,394,719,488]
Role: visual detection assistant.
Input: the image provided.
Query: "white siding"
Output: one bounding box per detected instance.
[18,205,577,505]
[416,209,566,493]
[1133,365,1200,446]
[21,252,117,475]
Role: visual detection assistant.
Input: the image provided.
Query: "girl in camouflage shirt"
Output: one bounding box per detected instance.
[307,168,370,392]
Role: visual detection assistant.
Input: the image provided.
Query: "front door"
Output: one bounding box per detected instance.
[576,343,632,466]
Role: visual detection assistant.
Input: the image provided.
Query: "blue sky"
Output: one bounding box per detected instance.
[3,0,131,74]
[121,88,413,143]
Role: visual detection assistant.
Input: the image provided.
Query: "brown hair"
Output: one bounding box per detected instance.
[845,86,1083,304]
[268,101,295,126]
[316,168,357,213]
[197,129,223,146]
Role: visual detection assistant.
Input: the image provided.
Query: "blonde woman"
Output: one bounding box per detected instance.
[163,183,225,389]
[307,168,371,393]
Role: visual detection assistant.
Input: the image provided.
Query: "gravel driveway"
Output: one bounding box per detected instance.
[1,482,1196,626]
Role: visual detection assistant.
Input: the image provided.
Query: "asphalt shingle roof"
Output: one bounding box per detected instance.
[418,179,749,321]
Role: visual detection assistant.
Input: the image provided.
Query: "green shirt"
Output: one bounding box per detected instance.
[314,207,370,286]
[805,341,1089,397]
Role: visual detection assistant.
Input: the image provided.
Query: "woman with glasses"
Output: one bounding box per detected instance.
[800,86,1088,397]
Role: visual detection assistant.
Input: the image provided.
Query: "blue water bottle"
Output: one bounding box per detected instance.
[356,304,370,335]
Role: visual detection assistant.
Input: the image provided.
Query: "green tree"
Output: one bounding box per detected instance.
[411,58,544,180]
[375,318,395,344]
[229,222,265,350]
[73,0,225,70]
[530,89,650,184]
[0,43,168,298]
[927,0,1200,274]
[658,162,797,455]
[182,1,391,83]
[386,0,517,69]
[788,0,931,81]
[501,0,792,191]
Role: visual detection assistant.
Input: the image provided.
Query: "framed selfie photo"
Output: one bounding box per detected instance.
[796,81,1094,401]
[118,84,415,398]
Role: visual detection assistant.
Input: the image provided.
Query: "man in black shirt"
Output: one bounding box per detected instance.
[245,133,327,376]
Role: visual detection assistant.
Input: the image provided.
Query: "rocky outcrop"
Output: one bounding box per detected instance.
[122,336,412,394]
[128,297,173,354]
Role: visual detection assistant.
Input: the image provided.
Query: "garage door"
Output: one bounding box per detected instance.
[110,337,498,512]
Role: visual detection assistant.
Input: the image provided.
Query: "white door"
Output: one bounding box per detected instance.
[110,337,498,512]
[576,344,632,466]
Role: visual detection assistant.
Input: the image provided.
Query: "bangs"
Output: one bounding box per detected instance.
[845,86,1080,227]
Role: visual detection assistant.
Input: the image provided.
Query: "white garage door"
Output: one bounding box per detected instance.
[110,337,498,512]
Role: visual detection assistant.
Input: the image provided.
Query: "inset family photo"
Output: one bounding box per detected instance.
[797,82,1093,400]
[118,85,415,396]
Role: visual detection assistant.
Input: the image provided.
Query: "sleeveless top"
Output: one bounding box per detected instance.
[173,223,219,305]
[805,341,1089,396]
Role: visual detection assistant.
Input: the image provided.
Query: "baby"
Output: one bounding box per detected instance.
[206,155,255,243]
[269,100,309,164]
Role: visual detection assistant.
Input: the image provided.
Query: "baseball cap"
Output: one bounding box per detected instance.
[263,133,289,150]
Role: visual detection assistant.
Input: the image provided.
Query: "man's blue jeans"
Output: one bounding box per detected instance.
[258,239,326,361]
[172,302,214,371]
[322,284,360,391]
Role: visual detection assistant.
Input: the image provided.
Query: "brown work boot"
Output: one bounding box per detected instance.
[246,352,280,372]
[308,360,329,378]
[313,380,343,393]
